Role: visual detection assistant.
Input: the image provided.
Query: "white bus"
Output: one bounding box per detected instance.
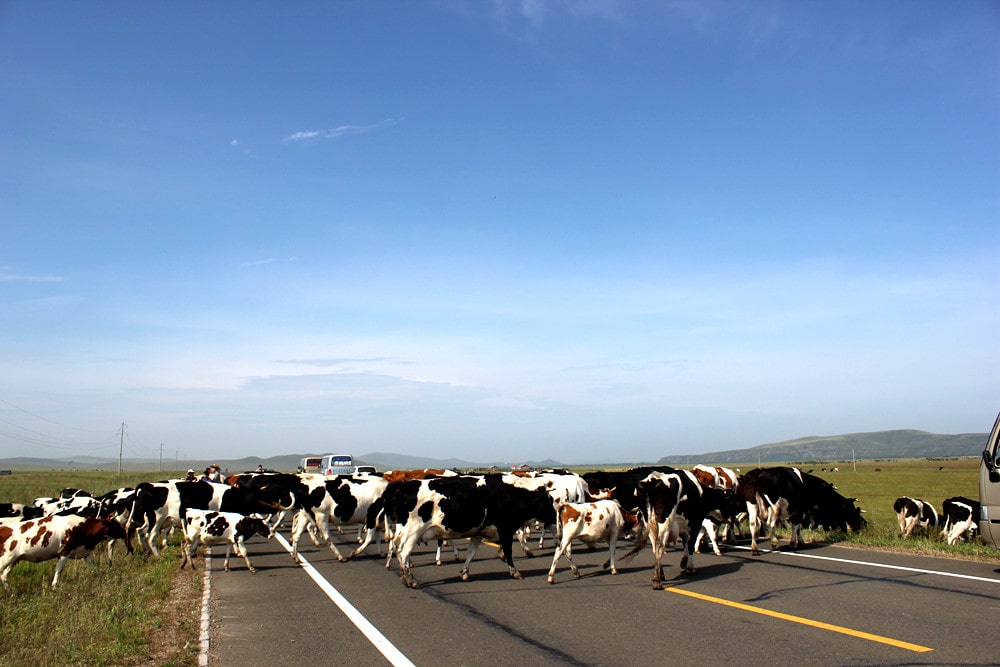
[299,454,355,477]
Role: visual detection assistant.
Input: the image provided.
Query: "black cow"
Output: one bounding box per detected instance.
[622,470,726,589]
[893,497,938,538]
[386,474,557,588]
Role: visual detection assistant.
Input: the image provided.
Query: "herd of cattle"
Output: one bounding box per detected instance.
[0,464,983,591]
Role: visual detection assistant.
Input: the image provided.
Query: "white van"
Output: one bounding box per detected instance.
[977,411,1000,547]
[299,454,355,477]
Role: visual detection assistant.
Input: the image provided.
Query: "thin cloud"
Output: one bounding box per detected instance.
[240,257,296,267]
[0,270,63,282]
[283,118,398,143]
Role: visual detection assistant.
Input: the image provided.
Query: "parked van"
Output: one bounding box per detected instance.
[977,411,1000,548]
[299,454,355,477]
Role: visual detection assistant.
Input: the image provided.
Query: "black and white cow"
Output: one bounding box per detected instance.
[180,509,271,573]
[940,496,981,545]
[386,474,557,588]
[582,466,678,516]
[132,479,282,556]
[248,472,388,562]
[622,470,726,589]
[736,467,865,555]
[893,497,938,538]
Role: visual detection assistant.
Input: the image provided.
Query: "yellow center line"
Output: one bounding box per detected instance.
[667,588,933,653]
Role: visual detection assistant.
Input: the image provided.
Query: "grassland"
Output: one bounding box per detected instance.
[1,460,998,665]
[0,470,201,667]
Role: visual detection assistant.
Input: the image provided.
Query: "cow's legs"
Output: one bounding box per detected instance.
[459,536,485,581]
[234,537,256,573]
[50,555,91,588]
[180,537,198,570]
[645,519,666,590]
[396,530,425,588]
[547,533,577,583]
[746,500,761,555]
[493,531,523,580]
[603,529,620,575]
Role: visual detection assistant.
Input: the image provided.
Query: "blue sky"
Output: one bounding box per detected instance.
[1,1,997,465]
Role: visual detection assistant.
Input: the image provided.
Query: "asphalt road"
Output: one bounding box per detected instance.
[204,530,1000,666]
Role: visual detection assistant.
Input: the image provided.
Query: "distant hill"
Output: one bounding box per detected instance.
[0,430,987,473]
[656,430,988,465]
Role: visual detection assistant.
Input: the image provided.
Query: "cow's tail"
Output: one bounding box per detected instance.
[621,509,652,562]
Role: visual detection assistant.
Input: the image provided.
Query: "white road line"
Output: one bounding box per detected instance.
[199,549,212,667]
[272,533,416,667]
[733,545,1000,584]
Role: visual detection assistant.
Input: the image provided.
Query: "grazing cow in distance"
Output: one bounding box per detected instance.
[180,509,271,573]
[940,496,981,545]
[0,515,131,589]
[893,497,938,538]
[547,499,637,584]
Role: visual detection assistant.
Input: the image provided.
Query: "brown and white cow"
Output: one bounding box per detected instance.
[0,515,131,589]
[546,499,638,584]
[180,509,271,573]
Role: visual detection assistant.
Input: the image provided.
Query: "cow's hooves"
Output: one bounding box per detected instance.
[602,560,610,570]
[652,583,663,590]
[610,569,618,575]
[547,577,555,584]
[512,572,524,580]
[685,568,696,575]
[337,557,348,563]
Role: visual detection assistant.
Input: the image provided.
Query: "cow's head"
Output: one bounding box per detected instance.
[102,518,133,554]
[238,516,272,540]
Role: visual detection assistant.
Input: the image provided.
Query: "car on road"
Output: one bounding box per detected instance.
[977,411,1000,547]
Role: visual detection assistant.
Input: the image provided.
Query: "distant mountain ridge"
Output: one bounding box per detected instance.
[0,429,987,472]
[656,429,987,465]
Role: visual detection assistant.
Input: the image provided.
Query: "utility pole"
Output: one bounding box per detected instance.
[118,421,126,475]
[159,443,163,473]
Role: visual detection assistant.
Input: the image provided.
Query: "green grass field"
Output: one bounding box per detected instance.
[0,471,200,667]
[0,461,997,665]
